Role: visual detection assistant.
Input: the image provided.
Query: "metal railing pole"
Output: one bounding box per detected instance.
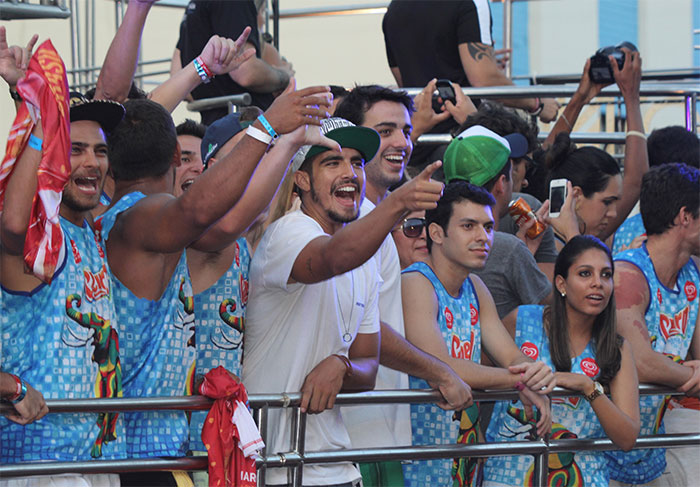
[686,93,697,133]
[503,0,512,78]
[272,0,280,51]
[256,405,269,486]
[290,407,306,487]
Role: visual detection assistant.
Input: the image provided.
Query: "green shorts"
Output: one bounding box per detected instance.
[359,461,405,487]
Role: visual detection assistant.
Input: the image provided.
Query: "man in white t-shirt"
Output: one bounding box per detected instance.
[335,86,473,485]
[242,117,445,486]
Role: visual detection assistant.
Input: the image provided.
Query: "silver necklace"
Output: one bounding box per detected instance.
[336,270,355,343]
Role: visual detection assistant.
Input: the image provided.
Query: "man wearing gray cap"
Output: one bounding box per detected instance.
[242,117,445,486]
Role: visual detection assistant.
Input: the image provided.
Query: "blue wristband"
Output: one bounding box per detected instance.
[28,133,42,152]
[10,381,27,404]
[257,114,278,140]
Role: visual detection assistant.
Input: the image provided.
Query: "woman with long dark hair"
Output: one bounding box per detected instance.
[483,236,640,486]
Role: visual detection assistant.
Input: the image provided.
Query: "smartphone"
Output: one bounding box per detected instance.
[549,179,568,217]
[435,79,457,105]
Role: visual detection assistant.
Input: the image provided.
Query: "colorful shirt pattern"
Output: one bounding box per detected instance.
[0,217,125,462]
[484,305,607,486]
[611,213,645,256]
[604,244,700,483]
[189,238,250,452]
[402,262,482,487]
[98,191,196,458]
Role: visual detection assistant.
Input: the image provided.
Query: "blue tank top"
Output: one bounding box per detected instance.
[604,244,700,483]
[402,262,482,487]
[0,217,126,462]
[484,305,608,486]
[189,238,250,452]
[611,213,645,255]
[98,192,196,458]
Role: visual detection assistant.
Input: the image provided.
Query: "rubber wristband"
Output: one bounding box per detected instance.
[245,125,273,145]
[193,57,211,84]
[514,381,525,392]
[10,380,27,404]
[626,130,647,140]
[257,114,279,140]
[28,133,42,152]
[332,354,353,378]
[198,56,213,78]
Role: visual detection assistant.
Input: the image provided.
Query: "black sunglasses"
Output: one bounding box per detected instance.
[399,217,426,238]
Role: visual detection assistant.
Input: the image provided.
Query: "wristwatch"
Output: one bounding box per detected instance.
[9,87,22,102]
[584,381,604,403]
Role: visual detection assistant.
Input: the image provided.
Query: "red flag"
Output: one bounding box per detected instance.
[0,39,70,283]
[200,366,257,487]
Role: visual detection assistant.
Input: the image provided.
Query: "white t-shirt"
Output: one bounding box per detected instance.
[342,198,412,449]
[242,210,381,486]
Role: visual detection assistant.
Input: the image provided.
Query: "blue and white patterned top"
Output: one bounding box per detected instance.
[611,213,645,256]
[402,262,481,487]
[604,244,700,483]
[1,217,126,462]
[98,192,196,458]
[484,305,607,486]
[189,238,250,452]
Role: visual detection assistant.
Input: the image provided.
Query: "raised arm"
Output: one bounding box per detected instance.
[93,0,157,101]
[458,42,559,122]
[543,58,612,148]
[599,48,647,241]
[112,84,332,254]
[150,31,255,113]
[0,27,38,112]
[614,261,694,388]
[228,48,292,94]
[289,161,444,284]
[191,122,339,252]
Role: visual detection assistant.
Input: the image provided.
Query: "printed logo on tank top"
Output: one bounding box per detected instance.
[657,288,663,304]
[83,264,110,302]
[234,241,240,267]
[240,273,249,307]
[580,357,599,378]
[520,341,539,360]
[553,395,582,409]
[685,281,697,302]
[445,306,454,330]
[451,328,475,359]
[660,306,690,340]
[470,303,478,325]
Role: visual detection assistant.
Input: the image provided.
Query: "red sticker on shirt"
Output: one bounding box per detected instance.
[520,342,539,360]
[70,239,81,264]
[470,304,478,326]
[445,306,454,330]
[685,281,697,302]
[581,357,599,378]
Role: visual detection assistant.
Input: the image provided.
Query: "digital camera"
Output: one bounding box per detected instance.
[588,41,638,84]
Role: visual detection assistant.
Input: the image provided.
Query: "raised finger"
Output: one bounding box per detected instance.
[234,26,252,49]
[26,34,38,54]
[300,385,312,413]
[0,26,8,51]
[416,160,443,181]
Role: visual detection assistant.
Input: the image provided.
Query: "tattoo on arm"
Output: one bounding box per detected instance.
[467,42,495,62]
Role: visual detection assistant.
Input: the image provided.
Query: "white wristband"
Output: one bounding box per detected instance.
[626,130,647,140]
[246,125,273,145]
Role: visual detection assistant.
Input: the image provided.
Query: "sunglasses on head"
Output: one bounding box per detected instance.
[399,217,426,238]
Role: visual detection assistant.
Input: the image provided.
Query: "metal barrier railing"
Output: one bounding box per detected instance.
[0,0,70,20]
[1,385,698,486]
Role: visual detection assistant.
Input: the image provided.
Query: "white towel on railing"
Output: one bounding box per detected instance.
[233,400,265,458]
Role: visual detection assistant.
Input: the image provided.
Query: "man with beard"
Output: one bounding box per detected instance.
[401,181,555,487]
[335,85,473,486]
[242,117,445,486]
[98,83,331,486]
[1,91,126,485]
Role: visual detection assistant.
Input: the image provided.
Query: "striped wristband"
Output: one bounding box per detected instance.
[193,57,212,84]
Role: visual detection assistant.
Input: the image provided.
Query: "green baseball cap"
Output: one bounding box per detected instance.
[443,125,512,186]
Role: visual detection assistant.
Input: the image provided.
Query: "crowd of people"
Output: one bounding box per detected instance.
[1,1,699,487]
